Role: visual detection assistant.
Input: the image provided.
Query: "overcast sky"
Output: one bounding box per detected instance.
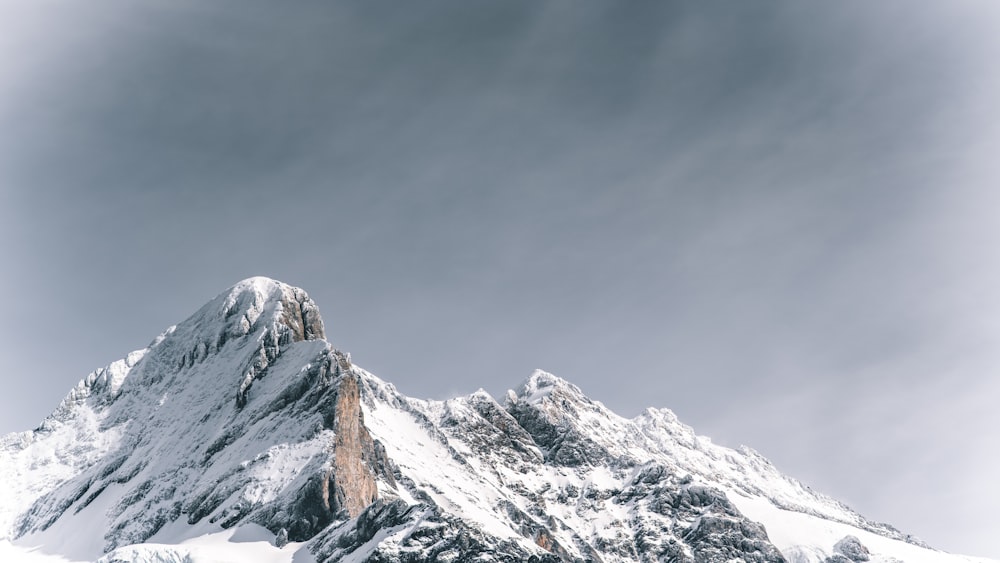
[2,0,999,557]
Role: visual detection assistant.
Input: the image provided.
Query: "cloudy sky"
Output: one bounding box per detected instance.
[2,0,999,557]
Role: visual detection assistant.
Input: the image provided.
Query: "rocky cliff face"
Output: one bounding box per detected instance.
[325,359,394,520]
[0,278,992,563]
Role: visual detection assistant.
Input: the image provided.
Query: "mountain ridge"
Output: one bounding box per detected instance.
[0,278,992,563]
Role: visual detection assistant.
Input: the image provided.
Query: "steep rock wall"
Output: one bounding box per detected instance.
[325,370,383,518]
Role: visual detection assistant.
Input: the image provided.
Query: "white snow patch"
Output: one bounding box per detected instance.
[97,524,314,563]
[731,492,995,563]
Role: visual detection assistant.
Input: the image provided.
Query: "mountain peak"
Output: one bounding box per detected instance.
[214,277,326,343]
[509,369,584,405]
[53,278,328,416]
[163,277,327,408]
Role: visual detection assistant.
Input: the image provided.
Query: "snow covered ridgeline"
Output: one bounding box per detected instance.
[353,370,989,563]
[0,278,994,563]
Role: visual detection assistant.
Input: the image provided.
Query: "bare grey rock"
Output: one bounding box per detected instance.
[274,527,288,548]
[833,535,871,561]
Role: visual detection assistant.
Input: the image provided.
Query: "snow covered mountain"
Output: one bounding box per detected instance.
[0,278,993,563]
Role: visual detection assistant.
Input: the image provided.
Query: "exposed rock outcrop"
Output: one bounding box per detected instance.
[276,285,326,343]
[309,499,564,563]
[325,370,387,519]
[832,535,870,561]
[505,372,618,467]
[254,356,396,542]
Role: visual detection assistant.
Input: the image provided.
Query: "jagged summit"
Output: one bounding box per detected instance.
[509,368,585,404]
[198,276,325,344]
[47,277,327,418]
[174,277,326,407]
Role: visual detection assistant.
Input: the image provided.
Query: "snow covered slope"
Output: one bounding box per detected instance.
[0,278,993,563]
